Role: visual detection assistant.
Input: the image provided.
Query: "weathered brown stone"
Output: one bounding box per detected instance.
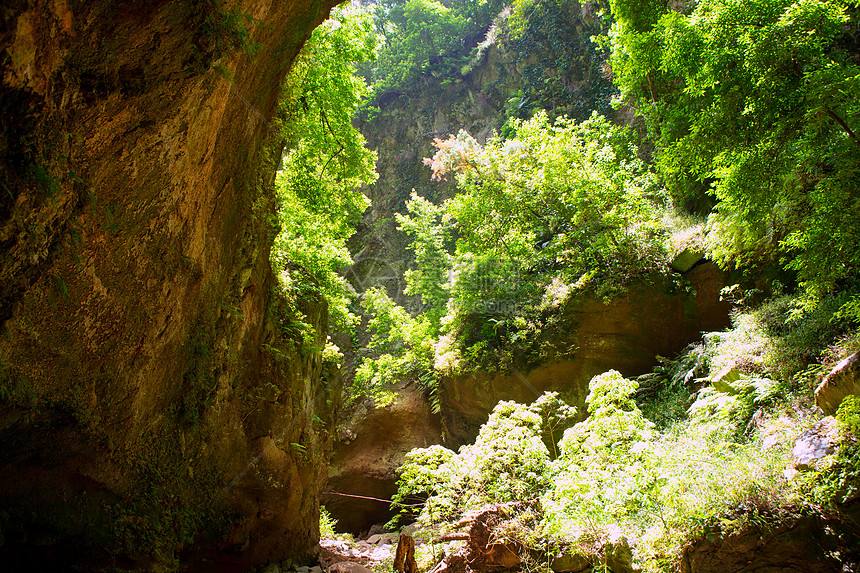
[394,534,418,573]
[325,380,443,532]
[329,562,375,573]
[0,0,338,567]
[669,248,704,273]
[551,551,591,573]
[816,351,860,415]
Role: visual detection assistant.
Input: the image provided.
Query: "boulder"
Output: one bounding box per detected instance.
[366,524,387,538]
[670,249,705,273]
[328,562,375,573]
[792,417,840,471]
[400,522,432,545]
[605,534,638,573]
[367,533,399,545]
[816,352,860,415]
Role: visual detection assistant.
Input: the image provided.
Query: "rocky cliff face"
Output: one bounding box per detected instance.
[0,0,337,568]
[345,2,613,303]
[325,381,443,533]
[442,263,731,444]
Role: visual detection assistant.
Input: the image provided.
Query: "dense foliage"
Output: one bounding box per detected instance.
[280,1,860,570]
[361,0,503,95]
[429,112,670,364]
[311,0,860,570]
[272,6,378,335]
[504,0,616,122]
[392,307,859,569]
[358,110,672,398]
[359,0,617,127]
[353,287,441,409]
[608,0,860,302]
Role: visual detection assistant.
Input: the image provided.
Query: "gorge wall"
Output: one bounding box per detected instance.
[0,0,338,568]
[344,1,614,303]
[331,2,729,531]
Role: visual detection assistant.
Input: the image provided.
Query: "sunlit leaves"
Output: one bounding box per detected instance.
[391,397,555,528]
[272,6,378,329]
[369,0,469,92]
[434,111,667,273]
[354,287,439,406]
[609,0,860,300]
[396,192,453,327]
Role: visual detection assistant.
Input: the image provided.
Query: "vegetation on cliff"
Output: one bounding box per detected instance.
[360,0,504,96]
[356,110,675,403]
[353,0,860,407]
[3,0,858,568]
[388,295,860,570]
[273,5,378,334]
[331,0,860,570]
[608,0,860,302]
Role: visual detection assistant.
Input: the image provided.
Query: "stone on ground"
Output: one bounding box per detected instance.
[328,562,375,573]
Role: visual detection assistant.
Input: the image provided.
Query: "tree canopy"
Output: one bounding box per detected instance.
[272,5,378,329]
[361,0,504,95]
[608,0,860,300]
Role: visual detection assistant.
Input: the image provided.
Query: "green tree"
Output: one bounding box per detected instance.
[354,287,440,408]
[390,396,557,527]
[273,5,379,329]
[404,111,668,370]
[396,191,453,328]
[363,0,503,94]
[505,0,616,122]
[544,371,662,540]
[425,111,667,284]
[608,0,860,301]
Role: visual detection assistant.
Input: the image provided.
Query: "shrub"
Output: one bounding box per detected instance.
[320,506,339,538]
[391,396,557,528]
[394,366,809,571]
[809,395,860,505]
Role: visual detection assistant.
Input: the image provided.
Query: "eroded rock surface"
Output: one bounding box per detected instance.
[0,0,337,567]
[816,351,860,415]
[325,381,443,533]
